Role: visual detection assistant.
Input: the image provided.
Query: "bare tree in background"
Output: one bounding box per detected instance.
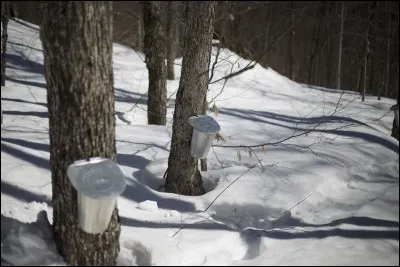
[362,2,375,102]
[381,1,393,101]
[1,1,9,87]
[1,1,10,124]
[40,2,120,265]
[166,1,178,80]
[288,1,294,80]
[337,1,344,89]
[165,1,216,195]
[143,1,167,125]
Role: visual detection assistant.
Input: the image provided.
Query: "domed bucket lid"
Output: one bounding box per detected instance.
[188,115,220,134]
[67,157,126,200]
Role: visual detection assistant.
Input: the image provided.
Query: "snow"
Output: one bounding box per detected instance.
[137,201,159,212]
[1,18,399,266]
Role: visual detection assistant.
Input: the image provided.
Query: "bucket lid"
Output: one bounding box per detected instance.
[67,157,126,199]
[188,115,220,134]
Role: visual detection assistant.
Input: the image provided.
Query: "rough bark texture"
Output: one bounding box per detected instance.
[143,1,167,125]
[165,1,216,196]
[40,2,120,265]
[1,1,9,87]
[166,1,177,80]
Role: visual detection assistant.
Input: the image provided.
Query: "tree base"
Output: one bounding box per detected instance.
[164,169,205,196]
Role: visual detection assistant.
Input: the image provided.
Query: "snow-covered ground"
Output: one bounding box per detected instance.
[1,19,399,266]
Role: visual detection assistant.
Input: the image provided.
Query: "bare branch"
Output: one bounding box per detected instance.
[209,63,255,85]
[208,44,221,83]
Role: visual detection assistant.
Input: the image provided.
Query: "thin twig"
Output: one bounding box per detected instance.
[287,193,312,211]
[203,163,258,213]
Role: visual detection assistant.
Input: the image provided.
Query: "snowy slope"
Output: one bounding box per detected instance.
[1,18,399,266]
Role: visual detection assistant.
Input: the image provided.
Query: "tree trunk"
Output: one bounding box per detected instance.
[137,11,144,50]
[326,39,333,88]
[165,1,216,196]
[307,2,321,85]
[368,3,376,98]
[288,1,294,80]
[1,1,10,124]
[391,117,399,141]
[166,1,177,80]
[324,2,335,88]
[356,64,362,93]
[262,2,270,51]
[1,1,9,87]
[40,2,120,265]
[336,1,344,90]
[362,2,374,102]
[382,1,391,100]
[143,1,167,125]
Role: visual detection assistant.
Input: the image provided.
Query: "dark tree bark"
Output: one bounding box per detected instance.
[1,1,10,124]
[307,2,321,85]
[324,2,335,88]
[381,1,392,100]
[165,1,216,196]
[391,117,399,141]
[143,1,167,125]
[362,2,375,102]
[288,1,294,80]
[137,11,144,50]
[392,98,399,141]
[40,2,120,265]
[166,1,177,80]
[1,1,9,87]
[367,3,377,98]
[336,1,344,89]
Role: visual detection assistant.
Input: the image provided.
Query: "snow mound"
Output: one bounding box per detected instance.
[137,200,158,212]
[1,210,65,266]
[117,240,152,266]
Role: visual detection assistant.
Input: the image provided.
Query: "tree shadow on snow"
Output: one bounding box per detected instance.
[10,18,40,31]
[115,88,148,105]
[0,177,227,236]
[255,227,399,240]
[1,180,51,206]
[7,40,43,53]
[121,177,196,213]
[211,202,399,260]
[3,110,48,118]
[6,76,46,89]
[217,107,399,155]
[0,142,50,170]
[5,53,44,76]
[1,137,196,213]
[1,97,47,108]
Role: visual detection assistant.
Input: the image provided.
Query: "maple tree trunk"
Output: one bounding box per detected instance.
[165,1,216,195]
[143,1,167,125]
[40,2,120,265]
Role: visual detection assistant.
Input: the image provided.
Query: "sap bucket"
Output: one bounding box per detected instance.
[188,115,220,159]
[67,157,126,234]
